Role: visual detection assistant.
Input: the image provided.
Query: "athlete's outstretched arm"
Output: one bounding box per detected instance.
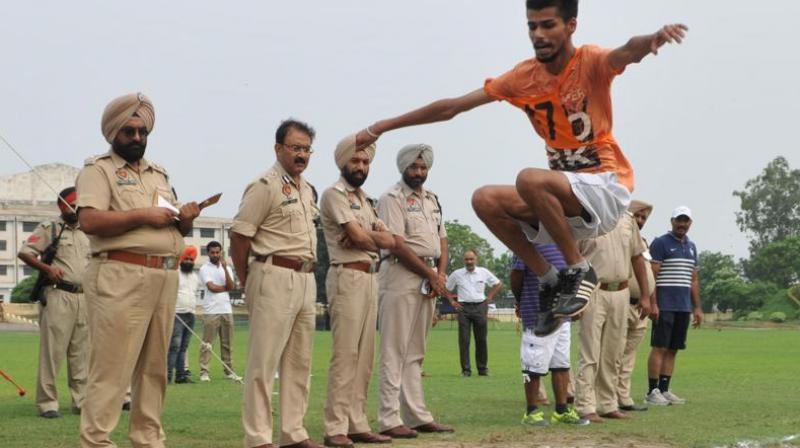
[355,88,493,149]
[608,23,688,72]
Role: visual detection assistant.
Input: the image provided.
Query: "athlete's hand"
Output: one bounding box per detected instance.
[355,128,380,150]
[692,308,704,328]
[651,23,688,55]
[650,302,660,322]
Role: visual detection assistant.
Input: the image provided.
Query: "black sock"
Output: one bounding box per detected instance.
[648,377,659,394]
[555,403,568,414]
[658,375,671,393]
[527,404,538,414]
[566,395,575,405]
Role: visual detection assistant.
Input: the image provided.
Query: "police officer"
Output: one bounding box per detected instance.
[376,144,454,438]
[18,187,90,419]
[574,211,651,423]
[230,119,323,448]
[320,135,395,448]
[617,200,655,412]
[76,93,200,448]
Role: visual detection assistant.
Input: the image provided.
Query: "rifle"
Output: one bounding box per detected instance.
[29,222,66,307]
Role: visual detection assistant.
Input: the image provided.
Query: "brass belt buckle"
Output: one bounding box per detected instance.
[301,260,315,272]
[164,257,177,270]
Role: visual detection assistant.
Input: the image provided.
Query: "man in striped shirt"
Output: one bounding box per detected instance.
[645,206,703,406]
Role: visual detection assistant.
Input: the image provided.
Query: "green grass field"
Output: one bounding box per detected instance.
[1,322,798,447]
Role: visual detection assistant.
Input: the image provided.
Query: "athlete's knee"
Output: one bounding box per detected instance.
[471,186,500,215]
[515,168,548,195]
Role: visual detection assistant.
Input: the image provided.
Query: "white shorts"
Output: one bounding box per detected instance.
[517,171,631,244]
[520,322,571,376]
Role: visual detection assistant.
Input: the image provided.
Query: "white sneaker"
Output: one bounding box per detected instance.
[225,372,243,381]
[661,390,686,405]
[645,388,670,406]
[199,373,210,382]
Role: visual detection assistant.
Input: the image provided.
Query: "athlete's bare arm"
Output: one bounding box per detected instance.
[608,23,688,72]
[355,88,494,149]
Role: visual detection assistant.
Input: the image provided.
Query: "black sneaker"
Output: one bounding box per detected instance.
[533,282,564,336]
[175,376,195,384]
[40,410,61,419]
[552,266,597,318]
[122,402,131,412]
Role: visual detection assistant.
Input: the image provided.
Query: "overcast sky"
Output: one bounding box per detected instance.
[2,0,798,261]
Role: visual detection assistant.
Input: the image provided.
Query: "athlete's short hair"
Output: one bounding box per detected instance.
[206,241,222,252]
[526,0,578,21]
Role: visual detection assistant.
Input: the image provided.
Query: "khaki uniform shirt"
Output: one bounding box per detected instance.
[579,212,646,283]
[320,177,384,265]
[231,162,319,262]
[19,219,90,285]
[377,181,446,259]
[628,239,655,299]
[75,150,184,256]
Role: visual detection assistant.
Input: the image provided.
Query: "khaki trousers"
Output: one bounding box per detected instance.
[377,261,435,431]
[616,302,649,407]
[80,259,178,448]
[242,261,316,447]
[199,313,234,375]
[575,288,628,416]
[323,266,378,437]
[36,288,89,413]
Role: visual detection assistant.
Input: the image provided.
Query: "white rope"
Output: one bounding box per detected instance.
[173,313,243,384]
[0,132,77,213]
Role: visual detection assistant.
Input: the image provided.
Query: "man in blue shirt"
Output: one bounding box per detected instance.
[645,206,703,406]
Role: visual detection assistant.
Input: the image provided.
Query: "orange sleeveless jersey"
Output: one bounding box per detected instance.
[484,45,634,192]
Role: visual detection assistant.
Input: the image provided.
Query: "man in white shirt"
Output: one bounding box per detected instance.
[168,246,201,384]
[198,241,239,382]
[445,250,502,377]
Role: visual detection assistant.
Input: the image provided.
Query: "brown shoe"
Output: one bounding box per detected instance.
[323,435,353,448]
[380,425,418,439]
[412,421,455,433]
[347,432,391,444]
[600,410,632,419]
[282,440,325,448]
[581,412,605,423]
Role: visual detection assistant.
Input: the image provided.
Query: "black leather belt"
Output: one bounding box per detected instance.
[55,281,83,294]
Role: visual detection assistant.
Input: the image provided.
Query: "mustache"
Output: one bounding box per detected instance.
[294,156,306,164]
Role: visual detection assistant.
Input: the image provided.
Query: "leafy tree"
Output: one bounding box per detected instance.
[444,220,495,271]
[733,156,800,251]
[698,250,740,310]
[10,273,37,303]
[742,236,800,288]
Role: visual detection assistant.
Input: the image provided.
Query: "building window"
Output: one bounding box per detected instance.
[22,266,34,276]
[23,221,38,232]
[0,221,6,231]
[201,247,208,256]
[199,228,215,238]
[0,265,7,276]
[0,240,6,251]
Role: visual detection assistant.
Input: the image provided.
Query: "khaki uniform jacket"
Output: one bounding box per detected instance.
[231,163,319,262]
[19,219,90,285]
[579,212,646,283]
[320,177,384,265]
[377,181,446,259]
[75,150,184,256]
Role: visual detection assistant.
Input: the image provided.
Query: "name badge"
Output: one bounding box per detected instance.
[117,179,137,186]
[281,198,298,206]
[350,203,362,210]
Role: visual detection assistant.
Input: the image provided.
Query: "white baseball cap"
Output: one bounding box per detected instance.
[671,206,692,219]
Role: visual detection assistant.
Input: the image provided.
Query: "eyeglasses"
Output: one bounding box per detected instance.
[119,126,149,138]
[281,143,314,154]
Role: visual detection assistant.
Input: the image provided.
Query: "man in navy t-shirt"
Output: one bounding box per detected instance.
[645,206,703,406]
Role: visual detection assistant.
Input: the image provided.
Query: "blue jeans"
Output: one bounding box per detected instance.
[167,312,195,381]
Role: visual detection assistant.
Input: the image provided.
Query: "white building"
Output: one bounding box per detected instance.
[0,163,232,302]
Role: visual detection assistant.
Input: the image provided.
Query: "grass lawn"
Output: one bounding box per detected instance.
[0,321,798,447]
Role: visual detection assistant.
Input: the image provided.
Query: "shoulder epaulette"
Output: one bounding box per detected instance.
[149,161,169,178]
[83,153,109,166]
